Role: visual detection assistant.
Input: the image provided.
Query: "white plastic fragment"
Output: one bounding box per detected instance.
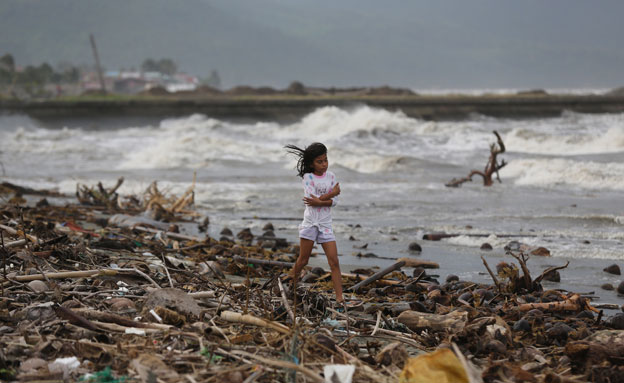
[296,316,313,326]
[323,364,355,383]
[150,309,163,322]
[125,328,146,336]
[48,356,80,379]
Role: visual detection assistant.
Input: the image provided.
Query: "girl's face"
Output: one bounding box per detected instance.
[311,153,328,175]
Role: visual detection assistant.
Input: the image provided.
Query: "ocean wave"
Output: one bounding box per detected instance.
[504,126,624,155]
[283,105,419,140]
[501,110,624,155]
[503,158,624,190]
[3,107,624,177]
[548,214,624,225]
[114,107,454,172]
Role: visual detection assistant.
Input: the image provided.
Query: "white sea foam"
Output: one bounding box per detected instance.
[111,107,440,172]
[505,126,624,155]
[444,233,624,260]
[503,158,624,190]
[508,213,624,226]
[282,105,418,140]
[446,234,512,248]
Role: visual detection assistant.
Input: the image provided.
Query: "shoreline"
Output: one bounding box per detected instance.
[3,93,624,121]
[1,184,623,382]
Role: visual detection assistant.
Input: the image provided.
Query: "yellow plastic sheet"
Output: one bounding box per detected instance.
[399,348,469,383]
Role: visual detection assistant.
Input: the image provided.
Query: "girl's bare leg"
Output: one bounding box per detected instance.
[292,238,314,283]
[321,241,344,303]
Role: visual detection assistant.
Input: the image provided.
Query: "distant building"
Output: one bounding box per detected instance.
[166,73,199,92]
[81,70,200,94]
[113,77,150,94]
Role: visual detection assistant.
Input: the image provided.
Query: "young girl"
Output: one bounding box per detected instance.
[285,142,345,306]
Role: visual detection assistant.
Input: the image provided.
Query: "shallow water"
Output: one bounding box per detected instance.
[1,105,623,306]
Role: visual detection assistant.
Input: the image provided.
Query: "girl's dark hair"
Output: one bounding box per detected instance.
[284,142,327,177]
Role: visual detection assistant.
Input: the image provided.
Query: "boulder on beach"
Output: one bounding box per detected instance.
[408,242,422,252]
[530,247,551,257]
[604,264,621,275]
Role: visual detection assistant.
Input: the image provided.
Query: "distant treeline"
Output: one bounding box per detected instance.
[0,53,81,97]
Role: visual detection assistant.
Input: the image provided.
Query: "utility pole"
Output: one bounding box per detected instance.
[89,33,106,93]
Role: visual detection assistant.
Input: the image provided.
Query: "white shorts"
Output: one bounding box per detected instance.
[299,226,336,244]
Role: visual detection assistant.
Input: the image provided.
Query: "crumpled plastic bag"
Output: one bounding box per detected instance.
[48,357,80,379]
[399,348,469,383]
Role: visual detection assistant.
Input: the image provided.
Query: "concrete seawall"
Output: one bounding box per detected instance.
[2,94,624,121]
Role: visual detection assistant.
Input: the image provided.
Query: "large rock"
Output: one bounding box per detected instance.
[408,242,422,252]
[604,264,621,275]
[530,247,551,257]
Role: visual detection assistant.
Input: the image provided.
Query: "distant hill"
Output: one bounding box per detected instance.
[1,0,623,89]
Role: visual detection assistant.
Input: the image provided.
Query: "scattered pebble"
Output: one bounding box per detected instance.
[27,280,48,293]
[408,242,422,252]
[480,243,493,250]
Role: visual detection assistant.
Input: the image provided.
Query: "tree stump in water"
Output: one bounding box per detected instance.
[446,130,507,187]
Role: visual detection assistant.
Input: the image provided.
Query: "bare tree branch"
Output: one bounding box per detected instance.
[446,130,507,187]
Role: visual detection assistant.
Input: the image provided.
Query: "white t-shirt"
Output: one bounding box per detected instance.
[299,171,338,234]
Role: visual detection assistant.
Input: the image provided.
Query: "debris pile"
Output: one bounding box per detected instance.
[1,180,623,382]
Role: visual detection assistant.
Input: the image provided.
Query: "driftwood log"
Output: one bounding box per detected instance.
[232,255,293,269]
[397,310,468,333]
[517,293,598,313]
[397,257,440,269]
[220,310,290,334]
[423,232,537,241]
[348,261,405,292]
[446,130,507,187]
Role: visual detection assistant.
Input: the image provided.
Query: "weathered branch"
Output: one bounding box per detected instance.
[347,260,405,292]
[220,310,290,334]
[481,256,502,294]
[446,130,507,187]
[509,251,533,291]
[517,293,598,313]
[534,261,570,285]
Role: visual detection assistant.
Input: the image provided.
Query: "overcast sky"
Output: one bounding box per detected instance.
[1,0,623,89]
